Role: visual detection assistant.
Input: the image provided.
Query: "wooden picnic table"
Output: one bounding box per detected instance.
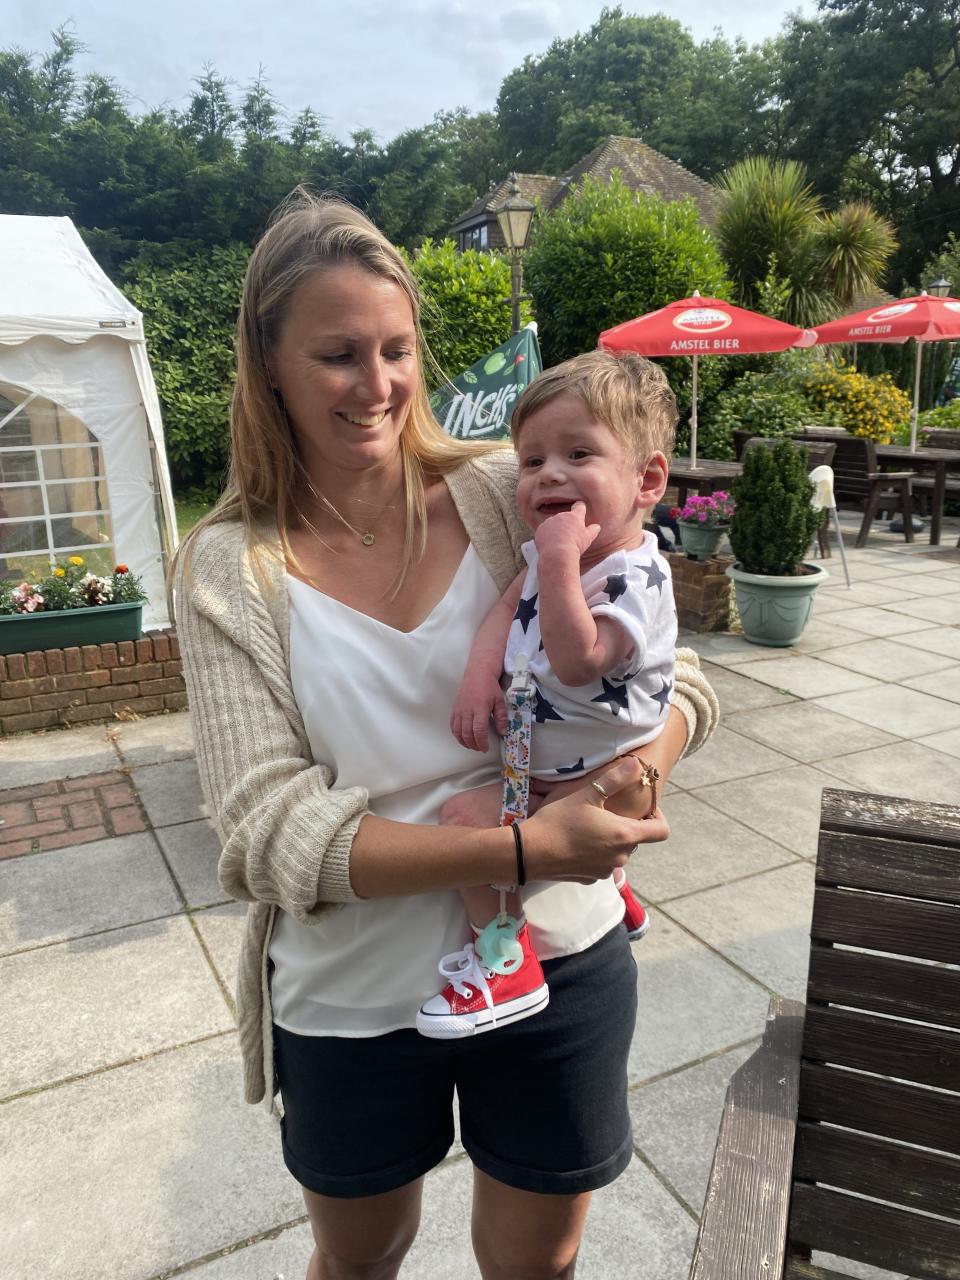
[875,444,960,546]
[668,457,743,508]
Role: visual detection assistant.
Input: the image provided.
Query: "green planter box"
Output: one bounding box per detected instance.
[0,602,143,656]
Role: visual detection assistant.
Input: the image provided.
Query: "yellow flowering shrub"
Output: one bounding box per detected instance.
[802,363,911,444]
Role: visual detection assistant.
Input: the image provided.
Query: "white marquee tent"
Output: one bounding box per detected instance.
[0,215,178,628]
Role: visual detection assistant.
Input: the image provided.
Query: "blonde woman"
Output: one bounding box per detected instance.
[175,189,718,1280]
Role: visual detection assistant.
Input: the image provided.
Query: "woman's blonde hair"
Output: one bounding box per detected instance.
[511,349,677,461]
[175,186,502,584]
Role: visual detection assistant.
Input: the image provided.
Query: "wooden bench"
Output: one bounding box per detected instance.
[689,788,960,1280]
[923,427,960,450]
[796,430,915,547]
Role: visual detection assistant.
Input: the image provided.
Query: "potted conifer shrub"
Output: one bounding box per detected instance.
[726,439,828,646]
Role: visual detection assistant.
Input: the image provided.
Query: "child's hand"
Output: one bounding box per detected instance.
[451,671,508,752]
[535,500,601,561]
[440,781,504,829]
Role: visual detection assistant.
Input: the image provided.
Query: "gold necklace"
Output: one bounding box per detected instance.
[303,480,400,548]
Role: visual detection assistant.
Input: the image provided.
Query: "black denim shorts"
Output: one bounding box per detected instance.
[273,923,638,1199]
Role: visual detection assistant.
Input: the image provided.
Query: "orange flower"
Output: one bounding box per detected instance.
[114,564,129,574]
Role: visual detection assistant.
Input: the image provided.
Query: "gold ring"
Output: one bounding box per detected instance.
[590,780,610,801]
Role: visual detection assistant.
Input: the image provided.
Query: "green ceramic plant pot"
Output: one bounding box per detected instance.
[726,563,828,647]
[0,602,143,656]
[678,520,729,561]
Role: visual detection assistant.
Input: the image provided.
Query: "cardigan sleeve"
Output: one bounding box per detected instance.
[174,525,366,920]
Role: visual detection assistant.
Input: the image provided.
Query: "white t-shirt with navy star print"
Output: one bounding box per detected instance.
[504,532,677,779]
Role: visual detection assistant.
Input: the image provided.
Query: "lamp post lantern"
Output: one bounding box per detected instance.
[929,275,952,298]
[495,174,535,334]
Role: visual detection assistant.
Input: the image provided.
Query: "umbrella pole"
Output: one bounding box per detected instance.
[690,355,699,468]
[910,339,923,452]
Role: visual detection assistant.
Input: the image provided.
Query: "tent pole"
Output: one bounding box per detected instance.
[690,355,699,468]
[909,339,923,452]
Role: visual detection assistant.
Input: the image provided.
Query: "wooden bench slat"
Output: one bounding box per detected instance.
[688,998,804,1280]
[786,1262,867,1280]
[794,1122,960,1219]
[806,944,960,1028]
[799,1062,960,1156]
[816,828,960,903]
[811,886,960,964]
[819,788,960,848]
[802,1006,960,1089]
[789,1183,960,1279]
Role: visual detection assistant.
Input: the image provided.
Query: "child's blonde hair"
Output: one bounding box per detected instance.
[511,349,677,461]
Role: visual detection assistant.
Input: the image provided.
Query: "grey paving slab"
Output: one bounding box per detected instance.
[687,632,785,665]
[0,722,119,787]
[816,636,957,682]
[0,915,233,1096]
[576,1158,698,1280]
[723,700,897,763]
[902,665,960,703]
[193,901,247,1000]
[896,626,960,660]
[790,617,870,653]
[808,591,870,618]
[155,817,229,908]
[628,792,799,902]
[813,683,960,737]
[132,756,209,827]
[816,560,900,584]
[0,1034,299,1280]
[816,740,960,805]
[110,709,195,767]
[917,727,960,759]
[729,654,879,699]
[697,661,797,713]
[814,579,918,607]
[692,765,857,858]
[0,832,181,955]
[629,912,770,1082]
[664,862,816,1000]
[184,1221,313,1280]
[671,726,796,789]
[813,604,921,638]
[884,594,960,625]
[880,571,960,596]
[629,1040,757,1213]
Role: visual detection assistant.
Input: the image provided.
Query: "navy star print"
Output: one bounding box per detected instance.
[514,593,539,633]
[556,757,585,775]
[651,677,673,715]
[591,677,630,717]
[636,559,668,594]
[534,691,565,723]
[604,573,627,603]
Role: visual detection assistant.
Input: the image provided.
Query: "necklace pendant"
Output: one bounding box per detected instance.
[361,531,376,546]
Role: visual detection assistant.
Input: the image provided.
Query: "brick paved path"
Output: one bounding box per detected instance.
[0,771,147,859]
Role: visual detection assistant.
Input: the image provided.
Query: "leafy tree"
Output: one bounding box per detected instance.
[123,243,249,497]
[715,156,896,325]
[370,120,473,248]
[404,239,522,384]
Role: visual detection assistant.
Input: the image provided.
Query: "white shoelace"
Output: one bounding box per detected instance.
[437,942,494,1015]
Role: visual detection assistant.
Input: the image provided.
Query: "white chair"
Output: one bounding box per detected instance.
[809,464,852,589]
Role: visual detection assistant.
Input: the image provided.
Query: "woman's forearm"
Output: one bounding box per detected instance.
[349,815,517,899]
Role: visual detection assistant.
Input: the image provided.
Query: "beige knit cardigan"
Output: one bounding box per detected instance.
[174,450,719,1106]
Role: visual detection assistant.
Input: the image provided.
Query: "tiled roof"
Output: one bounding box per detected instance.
[448,174,560,231]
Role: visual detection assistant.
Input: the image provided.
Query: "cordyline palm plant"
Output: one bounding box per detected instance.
[715,157,896,328]
[728,440,823,576]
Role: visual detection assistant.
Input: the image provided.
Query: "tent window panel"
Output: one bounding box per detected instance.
[43,444,104,483]
[0,484,44,518]
[0,517,47,553]
[51,514,109,550]
[0,451,40,483]
[0,551,54,584]
[46,479,110,517]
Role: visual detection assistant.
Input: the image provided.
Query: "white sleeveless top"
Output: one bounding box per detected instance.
[268,544,623,1037]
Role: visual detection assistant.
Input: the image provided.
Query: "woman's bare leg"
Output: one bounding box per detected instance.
[471,1168,591,1280]
[302,1179,423,1280]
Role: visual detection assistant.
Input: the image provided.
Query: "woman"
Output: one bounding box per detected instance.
[175,189,718,1280]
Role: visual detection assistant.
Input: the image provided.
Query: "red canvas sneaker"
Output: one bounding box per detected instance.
[416,916,549,1039]
[614,867,651,940]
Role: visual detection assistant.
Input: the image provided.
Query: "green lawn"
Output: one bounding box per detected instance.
[174,496,214,539]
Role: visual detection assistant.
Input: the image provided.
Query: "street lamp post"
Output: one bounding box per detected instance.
[495,174,535,335]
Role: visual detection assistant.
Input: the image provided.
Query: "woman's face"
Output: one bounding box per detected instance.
[269,263,419,478]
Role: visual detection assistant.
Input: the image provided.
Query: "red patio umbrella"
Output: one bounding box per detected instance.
[599,292,816,466]
[812,294,960,450]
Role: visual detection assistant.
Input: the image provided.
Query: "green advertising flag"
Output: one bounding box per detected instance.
[431,327,542,439]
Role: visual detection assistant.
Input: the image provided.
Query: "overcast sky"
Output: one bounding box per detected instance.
[8,1,812,143]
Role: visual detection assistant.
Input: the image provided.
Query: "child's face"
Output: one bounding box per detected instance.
[515,392,666,556]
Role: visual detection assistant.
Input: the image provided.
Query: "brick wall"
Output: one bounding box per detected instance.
[0,630,186,736]
[667,551,733,632]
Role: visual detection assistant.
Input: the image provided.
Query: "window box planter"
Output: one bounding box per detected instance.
[0,602,143,656]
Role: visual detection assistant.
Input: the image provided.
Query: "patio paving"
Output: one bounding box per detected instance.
[1,509,958,1279]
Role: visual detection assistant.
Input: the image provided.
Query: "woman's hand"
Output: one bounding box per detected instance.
[521,756,670,885]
